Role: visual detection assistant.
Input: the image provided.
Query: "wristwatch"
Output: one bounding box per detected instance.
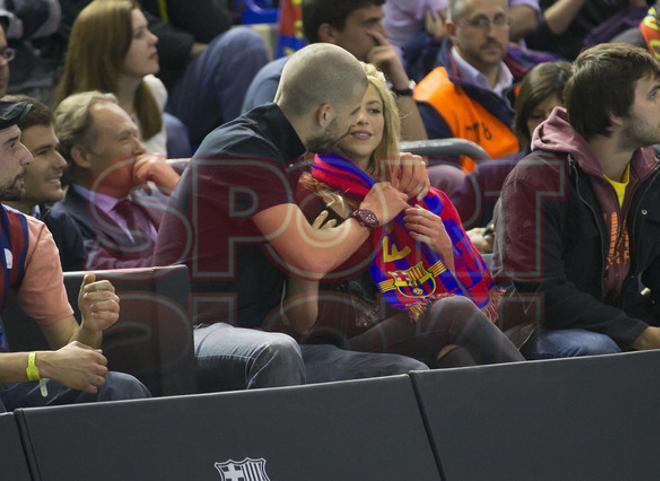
[391,79,416,97]
[351,208,379,229]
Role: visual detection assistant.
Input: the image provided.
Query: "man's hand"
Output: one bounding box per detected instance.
[37,342,108,394]
[366,30,410,91]
[404,206,455,273]
[132,153,180,193]
[424,9,447,40]
[78,273,120,333]
[360,182,409,226]
[632,326,660,350]
[389,152,430,201]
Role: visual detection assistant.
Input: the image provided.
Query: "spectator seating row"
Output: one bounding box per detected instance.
[5,349,660,481]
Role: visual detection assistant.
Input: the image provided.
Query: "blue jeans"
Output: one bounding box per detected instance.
[193,323,306,391]
[523,328,622,360]
[0,371,150,412]
[164,112,192,158]
[193,323,427,391]
[301,344,428,384]
[167,27,270,146]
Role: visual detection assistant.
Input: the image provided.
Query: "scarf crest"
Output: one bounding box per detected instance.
[641,7,660,60]
[311,153,497,320]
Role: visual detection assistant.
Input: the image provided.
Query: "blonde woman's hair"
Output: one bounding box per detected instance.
[361,62,401,181]
[52,0,162,141]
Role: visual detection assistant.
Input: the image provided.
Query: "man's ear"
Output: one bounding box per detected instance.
[609,113,624,131]
[316,103,334,129]
[70,145,92,169]
[317,23,338,44]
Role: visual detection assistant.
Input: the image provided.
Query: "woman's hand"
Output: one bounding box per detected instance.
[389,152,430,201]
[404,206,455,273]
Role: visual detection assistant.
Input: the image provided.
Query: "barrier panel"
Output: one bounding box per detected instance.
[411,351,660,481]
[16,375,440,481]
[0,413,32,481]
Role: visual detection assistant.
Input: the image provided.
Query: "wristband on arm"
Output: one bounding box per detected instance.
[26,352,48,397]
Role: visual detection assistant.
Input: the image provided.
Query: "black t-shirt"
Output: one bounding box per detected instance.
[153,103,306,328]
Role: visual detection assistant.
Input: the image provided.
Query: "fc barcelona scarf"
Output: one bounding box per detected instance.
[641,7,660,60]
[311,153,497,321]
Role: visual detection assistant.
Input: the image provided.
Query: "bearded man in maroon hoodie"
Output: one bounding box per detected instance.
[494,43,660,359]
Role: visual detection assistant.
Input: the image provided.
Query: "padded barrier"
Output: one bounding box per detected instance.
[411,350,660,481]
[0,413,32,481]
[400,139,490,166]
[15,375,440,481]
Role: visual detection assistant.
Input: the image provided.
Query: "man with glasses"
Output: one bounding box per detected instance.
[414,0,519,168]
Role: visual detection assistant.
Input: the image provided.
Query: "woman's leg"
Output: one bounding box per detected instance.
[349,297,524,366]
[423,297,525,364]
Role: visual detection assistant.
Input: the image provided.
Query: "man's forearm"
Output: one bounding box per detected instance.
[397,97,428,141]
[71,324,102,350]
[543,0,587,35]
[0,352,32,384]
[284,217,371,278]
[509,5,538,40]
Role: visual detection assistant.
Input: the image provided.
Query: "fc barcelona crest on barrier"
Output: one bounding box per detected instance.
[215,457,271,481]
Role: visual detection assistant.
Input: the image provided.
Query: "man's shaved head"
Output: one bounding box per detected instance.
[276,43,367,116]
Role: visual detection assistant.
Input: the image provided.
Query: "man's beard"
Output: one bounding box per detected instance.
[306,119,351,153]
[0,175,25,201]
[619,116,660,151]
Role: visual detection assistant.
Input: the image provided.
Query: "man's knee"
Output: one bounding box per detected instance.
[98,372,151,401]
[251,333,305,386]
[527,328,621,359]
[257,333,302,364]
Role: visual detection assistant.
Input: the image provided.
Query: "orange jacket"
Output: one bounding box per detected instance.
[415,66,519,171]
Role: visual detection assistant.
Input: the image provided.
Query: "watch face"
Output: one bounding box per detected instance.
[355,209,378,228]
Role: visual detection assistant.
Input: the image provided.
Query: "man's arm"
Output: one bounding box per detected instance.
[540,0,587,36]
[509,5,539,41]
[253,182,409,278]
[0,342,108,394]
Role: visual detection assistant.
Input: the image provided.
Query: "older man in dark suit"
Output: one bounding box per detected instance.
[51,90,180,270]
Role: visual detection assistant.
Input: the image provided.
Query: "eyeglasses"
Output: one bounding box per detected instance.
[0,48,16,63]
[460,14,511,31]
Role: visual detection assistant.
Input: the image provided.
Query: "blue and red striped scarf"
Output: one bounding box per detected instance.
[311,153,497,321]
[641,6,660,60]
